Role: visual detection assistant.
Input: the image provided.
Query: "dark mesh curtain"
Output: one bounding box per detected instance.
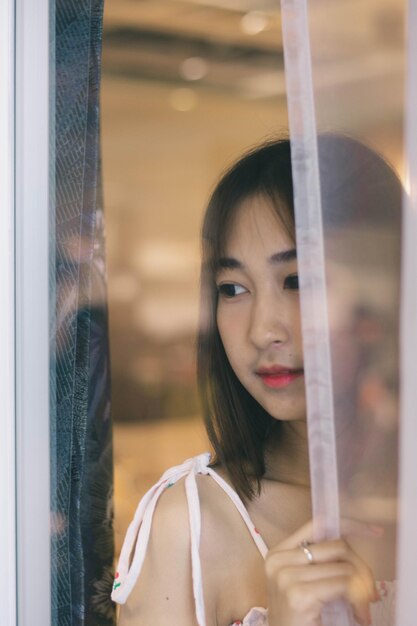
[51,1,116,624]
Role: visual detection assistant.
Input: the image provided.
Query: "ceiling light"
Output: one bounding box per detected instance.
[240,11,268,36]
[180,57,208,81]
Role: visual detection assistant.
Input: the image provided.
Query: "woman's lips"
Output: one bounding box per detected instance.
[256,368,304,389]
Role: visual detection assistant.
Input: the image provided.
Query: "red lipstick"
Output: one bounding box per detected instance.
[256,366,304,389]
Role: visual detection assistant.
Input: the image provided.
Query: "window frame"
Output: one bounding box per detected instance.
[14,0,52,624]
[0,0,17,624]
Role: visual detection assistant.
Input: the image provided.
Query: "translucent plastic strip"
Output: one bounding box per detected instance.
[396,0,417,622]
[0,0,16,624]
[281,3,350,625]
[281,0,340,539]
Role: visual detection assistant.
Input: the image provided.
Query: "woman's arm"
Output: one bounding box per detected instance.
[265,520,381,626]
[118,480,199,626]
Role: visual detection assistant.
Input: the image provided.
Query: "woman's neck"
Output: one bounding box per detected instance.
[264,420,310,488]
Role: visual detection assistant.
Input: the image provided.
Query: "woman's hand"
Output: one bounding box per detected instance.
[265,520,382,626]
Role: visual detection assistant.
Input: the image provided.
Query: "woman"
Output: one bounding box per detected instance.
[112,137,400,626]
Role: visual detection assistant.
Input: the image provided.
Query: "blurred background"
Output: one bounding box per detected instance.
[102,0,287,553]
[101,0,404,555]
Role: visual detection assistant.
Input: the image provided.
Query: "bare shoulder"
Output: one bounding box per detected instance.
[118,478,198,626]
[196,468,252,551]
[198,470,270,625]
[118,467,261,626]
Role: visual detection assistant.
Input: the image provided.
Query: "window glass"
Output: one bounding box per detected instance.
[101,0,286,559]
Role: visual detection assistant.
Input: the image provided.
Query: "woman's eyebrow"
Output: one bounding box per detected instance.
[269,248,297,264]
[217,257,243,270]
[217,248,297,271]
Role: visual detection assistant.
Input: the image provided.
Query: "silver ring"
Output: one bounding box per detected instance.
[299,539,314,564]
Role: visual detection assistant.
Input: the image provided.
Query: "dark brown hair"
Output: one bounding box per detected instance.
[197,135,402,502]
[197,138,295,501]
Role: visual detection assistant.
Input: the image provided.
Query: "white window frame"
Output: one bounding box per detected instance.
[0,0,17,624]
[14,0,51,624]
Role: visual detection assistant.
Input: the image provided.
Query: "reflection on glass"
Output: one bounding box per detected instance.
[318,136,401,585]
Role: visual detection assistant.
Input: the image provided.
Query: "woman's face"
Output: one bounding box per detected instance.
[216,195,306,422]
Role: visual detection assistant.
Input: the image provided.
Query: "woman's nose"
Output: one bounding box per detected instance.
[248,293,289,349]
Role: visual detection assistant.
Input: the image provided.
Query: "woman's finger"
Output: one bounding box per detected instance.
[282,576,372,626]
[269,538,364,568]
[274,562,355,591]
[267,538,378,602]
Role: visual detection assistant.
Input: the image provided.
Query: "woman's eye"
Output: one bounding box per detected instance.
[217,283,247,298]
[283,274,299,290]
